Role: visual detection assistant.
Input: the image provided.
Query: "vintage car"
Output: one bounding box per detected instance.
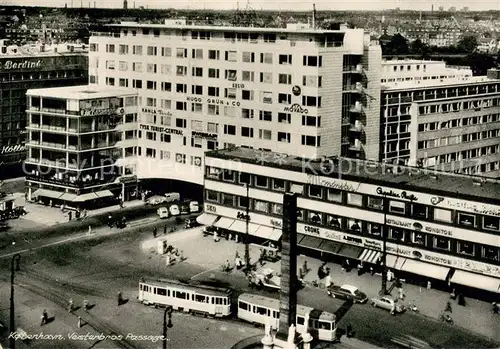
[327,284,368,303]
[248,268,281,291]
[371,296,405,314]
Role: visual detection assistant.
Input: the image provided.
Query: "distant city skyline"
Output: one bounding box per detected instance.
[2,0,499,11]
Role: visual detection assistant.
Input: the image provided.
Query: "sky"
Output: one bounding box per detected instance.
[2,0,500,11]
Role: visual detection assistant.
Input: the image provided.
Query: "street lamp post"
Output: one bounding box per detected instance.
[163,306,173,349]
[380,195,388,296]
[244,182,250,271]
[10,253,21,349]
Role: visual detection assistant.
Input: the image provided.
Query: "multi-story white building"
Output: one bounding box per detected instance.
[88,20,382,186]
[380,61,500,178]
[25,85,139,210]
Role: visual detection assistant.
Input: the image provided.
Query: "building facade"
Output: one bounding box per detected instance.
[0,42,88,179]
[199,147,500,295]
[380,61,500,178]
[25,85,138,210]
[88,20,382,186]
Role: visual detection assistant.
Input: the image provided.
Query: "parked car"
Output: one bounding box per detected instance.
[0,221,9,232]
[157,207,169,219]
[327,284,368,303]
[180,203,190,215]
[146,195,167,205]
[169,204,180,216]
[371,296,405,314]
[164,192,180,203]
[189,200,200,213]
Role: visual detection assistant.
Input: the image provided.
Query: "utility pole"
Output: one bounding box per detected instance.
[10,253,21,349]
[163,306,173,349]
[244,182,250,271]
[380,194,388,295]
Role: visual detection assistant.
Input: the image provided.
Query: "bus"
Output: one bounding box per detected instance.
[138,279,232,317]
[237,293,337,342]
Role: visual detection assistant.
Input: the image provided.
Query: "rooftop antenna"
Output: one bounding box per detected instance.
[312,3,316,29]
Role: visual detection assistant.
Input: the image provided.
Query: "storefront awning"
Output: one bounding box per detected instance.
[59,192,78,201]
[268,228,282,241]
[72,193,98,202]
[359,249,381,264]
[95,190,114,198]
[298,235,324,251]
[386,255,406,270]
[196,213,219,226]
[451,270,500,294]
[214,217,235,230]
[32,189,63,199]
[253,225,282,241]
[229,219,261,235]
[337,244,363,259]
[318,240,342,254]
[400,258,450,281]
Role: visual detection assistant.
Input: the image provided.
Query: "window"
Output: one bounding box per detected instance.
[146,80,157,90]
[208,50,220,60]
[278,113,291,124]
[119,44,128,54]
[119,78,128,87]
[176,48,187,58]
[160,150,170,160]
[208,104,220,115]
[242,71,254,81]
[297,209,304,221]
[192,48,203,59]
[145,131,156,140]
[161,82,172,92]
[412,203,428,219]
[259,110,272,121]
[433,236,450,250]
[309,185,322,199]
[208,68,220,78]
[348,219,361,232]
[132,62,143,72]
[242,90,254,101]
[161,99,172,110]
[301,135,320,147]
[309,211,323,224]
[303,75,322,87]
[106,44,115,53]
[255,175,268,188]
[207,122,218,133]
[192,67,203,77]
[147,46,157,56]
[106,60,115,70]
[254,200,268,213]
[302,115,320,127]
[195,294,206,303]
[367,197,383,210]
[242,108,254,119]
[132,45,142,55]
[175,291,187,299]
[482,246,499,261]
[388,228,404,241]
[347,193,362,206]
[327,215,341,228]
[483,216,500,231]
[224,124,236,135]
[271,203,283,215]
[302,95,321,107]
[278,74,292,85]
[225,70,237,81]
[260,72,273,83]
[225,50,237,62]
[279,54,292,65]
[326,188,342,202]
[175,153,186,164]
[260,52,273,64]
[161,134,171,143]
[457,212,476,227]
[222,193,235,206]
[278,93,291,104]
[161,47,171,57]
[176,65,187,76]
[176,101,187,111]
[225,88,237,99]
[176,83,187,93]
[412,232,425,245]
[303,55,322,67]
[145,148,156,158]
[259,129,272,140]
[434,208,452,223]
[241,127,254,138]
[368,223,381,236]
[389,200,406,214]
[207,167,220,179]
[147,63,157,73]
[458,241,474,255]
[273,179,285,191]
[146,98,156,107]
[242,51,255,62]
[239,302,248,310]
[106,77,115,86]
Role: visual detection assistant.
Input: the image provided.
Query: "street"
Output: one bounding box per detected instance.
[0,218,498,349]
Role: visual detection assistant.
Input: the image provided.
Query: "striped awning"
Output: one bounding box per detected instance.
[359,249,381,264]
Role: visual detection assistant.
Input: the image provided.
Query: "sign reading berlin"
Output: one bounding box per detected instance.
[1,59,42,70]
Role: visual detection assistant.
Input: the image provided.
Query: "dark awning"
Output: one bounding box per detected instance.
[319,240,342,254]
[298,235,323,251]
[337,244,363,259]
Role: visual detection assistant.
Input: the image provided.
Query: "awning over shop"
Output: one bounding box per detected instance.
[298,235,324,251]
[451,270,500,294]
[214,217,235,230]
[386,255,406,270]
[359,249,381,264]
[72,193,98,202]
[268,228,282,242]
[253,225,282,241]
[400,258,450,281]
[95,190,114,198]
[196,213,219,226]
[318,240,342,254]
[59,192,78,201]
[229,219,261,235]
[337,244,363,259]
[32,189,63,199]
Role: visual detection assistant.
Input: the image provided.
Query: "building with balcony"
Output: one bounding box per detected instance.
[25,85,138,210]
[199,147,500,296]
[0,41,88,179]
[88,19,382,186]
[380,61,500,178]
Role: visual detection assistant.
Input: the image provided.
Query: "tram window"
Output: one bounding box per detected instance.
[272,311,279,318]
[239,302,248,310]
[256,306,267,315]
[144,285,149,292]
[211,297,214,304]
[223,298,227,305]
[309,319,317,328]
[175,291,187,299]
[167,290,170,297]
[154,287,157,294]
[195,295,206,302]
[297,316,304,325]
[318,321,331,330]
[140,284,143,291]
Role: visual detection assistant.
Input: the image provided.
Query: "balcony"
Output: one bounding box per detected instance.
[342,117,351,125]
[350,102,364,113]
[343,64,364,74]
[350,120,363,133]
[341,137,350,144]
[349,139,362,151]
[38,107,67,115]
[25,175,118,189]
[343,83,363,94]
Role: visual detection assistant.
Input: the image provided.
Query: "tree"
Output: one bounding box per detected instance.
[410,39,431,57]
[457,35,478,54]
[384,34,409,55]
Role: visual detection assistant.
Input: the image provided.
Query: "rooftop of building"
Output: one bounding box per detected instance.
[205,147,500,204]
[382,59,446,65]
[0,42,87,58]
[381,75,498,91]
[26,85,137,100]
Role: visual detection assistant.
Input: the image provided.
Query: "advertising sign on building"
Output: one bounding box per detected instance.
[1,144,26,154]
[0,59,42,70]
[186,96,241,107]
[139,124,183,135]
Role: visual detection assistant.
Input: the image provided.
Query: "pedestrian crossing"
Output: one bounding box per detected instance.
[391,335,431,348]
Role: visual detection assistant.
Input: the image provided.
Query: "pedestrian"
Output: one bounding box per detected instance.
[83,299,89,312]
[427,280,432,290]
[325,271,332,290]
[88,225,92,235]
[164,225,167,235]
[492,302,499,314]
[41,309,48,326]
[153,226,157,238]
[83,209,87,218]
[68,299,73,313]
[213,230,219,242]
[77,316,82,328]
[68,211,72,221]
[398,287,404,300]
[357,262,364,276]
[117,292,123,306]
[370,266,375,276]
[445,301,452,313]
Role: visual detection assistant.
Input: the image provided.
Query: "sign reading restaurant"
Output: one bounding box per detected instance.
[0,59,42,70]
[186,96,241,107]
[139,124,183,135]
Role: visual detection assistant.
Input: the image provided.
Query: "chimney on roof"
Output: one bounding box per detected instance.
[312,3,316,30]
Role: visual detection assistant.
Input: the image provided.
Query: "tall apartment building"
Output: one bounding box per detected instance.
[0,41,88,179]
[24,85,138,210]
[89,20,382,186]
[380,60,500,178]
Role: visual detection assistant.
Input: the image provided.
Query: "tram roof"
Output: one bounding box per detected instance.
[141,278,231,297]
[238,293,336,321]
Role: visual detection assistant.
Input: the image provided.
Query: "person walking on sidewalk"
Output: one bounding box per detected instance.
[164,225,167,235]
[153,226,157,238]
[117,292,123,306]
[445,301,453,313]
[68,299,74,313]
[41,309,48,326]
[83,299,89,312]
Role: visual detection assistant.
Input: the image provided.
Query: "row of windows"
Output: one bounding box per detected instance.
[422,145,500,162]
[419,99,500,116]
[419,138,499,154]
[139,284,228,304]
[418,114,500,133]
[206,168,500,233]
[0,70,84,82]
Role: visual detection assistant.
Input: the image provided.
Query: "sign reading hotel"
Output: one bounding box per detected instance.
[142,108,173,116]
[0,59,42,70]
[139,124,183,135]
[186,96,241,107]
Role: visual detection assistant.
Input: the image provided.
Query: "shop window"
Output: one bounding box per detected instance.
[433,208,452,223]
[222,194,235,206]
[222,170,235,182]
[238,196,249,208]
[308,185,322,199]
[348,219,361,232]
[433,236,450,251]
[255,175,268,188]
[272,179,286,191]
[254,200,268,213]
[309,211,323,224]
[412,203,428,219]
[482,246,499,261]
[206,190,219,202]
[412,232,425,245]
[368,223,381,236]
[297,209,304,221]
[483,216,500,231]
[272,203,283,215]
[458,241,474,256]
[389,228,405,242]
[389,200,405,214]
[457,212,476,227]
[326,188,342,202]
[367,197,383,210]
[327,215,341,229]
[347,193,362,206]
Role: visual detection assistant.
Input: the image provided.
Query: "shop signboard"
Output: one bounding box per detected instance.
[1,144,26,154]
[0,59,42,70]
[141,108,173,116]
[186,96,241,107]
[139,124,183,135]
